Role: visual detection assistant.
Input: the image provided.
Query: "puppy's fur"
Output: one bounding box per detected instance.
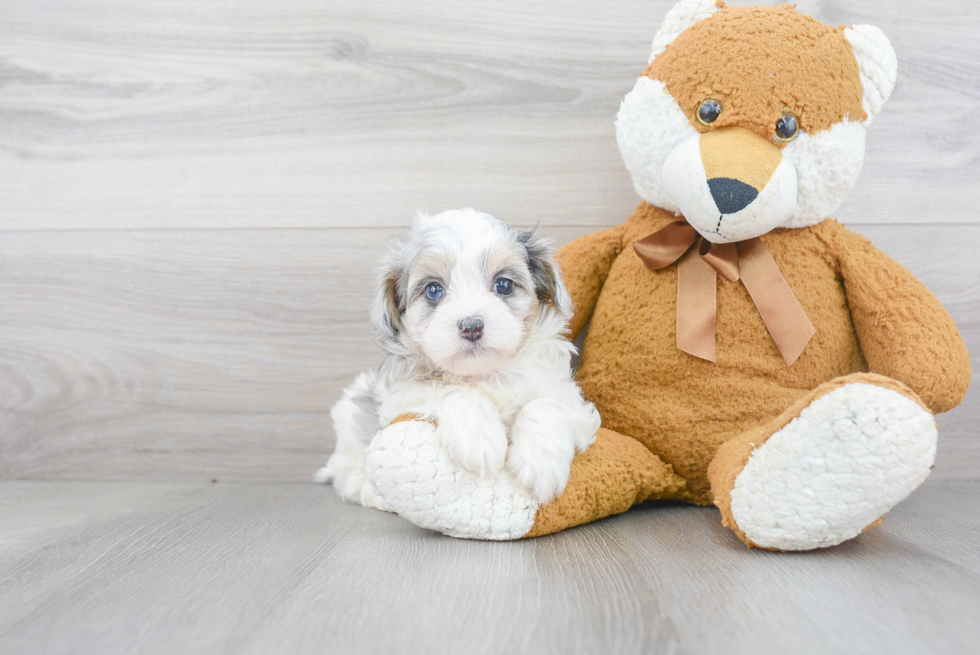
[316,208,600,507]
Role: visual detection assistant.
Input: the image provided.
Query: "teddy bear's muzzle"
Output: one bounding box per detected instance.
[662,127,798,244]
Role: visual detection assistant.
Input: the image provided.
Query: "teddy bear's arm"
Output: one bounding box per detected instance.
[555,226,626,340]
[834,227,971,414]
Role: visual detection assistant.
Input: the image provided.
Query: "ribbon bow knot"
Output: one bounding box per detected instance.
[633,220,815,366]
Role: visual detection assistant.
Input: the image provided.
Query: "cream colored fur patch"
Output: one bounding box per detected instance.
[729,383,936,550]
[365,420,539,540]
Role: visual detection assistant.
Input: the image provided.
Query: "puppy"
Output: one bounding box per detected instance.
[316,208,600,508]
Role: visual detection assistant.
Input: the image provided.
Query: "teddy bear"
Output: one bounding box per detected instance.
[361,0,971,549]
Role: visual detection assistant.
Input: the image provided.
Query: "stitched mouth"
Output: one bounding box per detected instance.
[713,215,725,237]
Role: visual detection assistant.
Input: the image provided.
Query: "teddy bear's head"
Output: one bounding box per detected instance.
[616,0,897,243]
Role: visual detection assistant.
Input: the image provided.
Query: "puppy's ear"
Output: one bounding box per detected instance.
[370,260,404,346]
[519,229,572,320]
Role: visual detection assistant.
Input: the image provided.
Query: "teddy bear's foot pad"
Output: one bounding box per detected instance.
[364,420,539,540]
[730,382,936,550]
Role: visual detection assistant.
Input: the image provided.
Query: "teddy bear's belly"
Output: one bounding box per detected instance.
[575,244,867,503]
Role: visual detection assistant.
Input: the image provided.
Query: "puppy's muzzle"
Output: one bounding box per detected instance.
[458,317,484,342]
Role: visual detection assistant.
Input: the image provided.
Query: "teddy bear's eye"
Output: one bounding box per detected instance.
[696,99,722,126]
[774,113,800,142]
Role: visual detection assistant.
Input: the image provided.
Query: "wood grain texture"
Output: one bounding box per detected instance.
[1,0,978,230]
[1,479,978,654]
[0,224,976,481]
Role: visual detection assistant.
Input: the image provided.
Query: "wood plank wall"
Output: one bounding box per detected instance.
[1,0,977,481]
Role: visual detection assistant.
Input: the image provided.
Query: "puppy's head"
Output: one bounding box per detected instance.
[372,208,571,378]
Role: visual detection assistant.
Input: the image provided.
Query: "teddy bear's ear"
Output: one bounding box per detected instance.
[649,0,722,63]
[844,24,898,121]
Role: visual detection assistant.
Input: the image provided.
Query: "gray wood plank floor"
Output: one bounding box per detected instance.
[1,479,978,655]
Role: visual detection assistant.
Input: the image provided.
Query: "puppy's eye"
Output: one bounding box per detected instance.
[774,112,799,142]
[493,278,513,296]
[424,282,444,302]
[696,99,722,126]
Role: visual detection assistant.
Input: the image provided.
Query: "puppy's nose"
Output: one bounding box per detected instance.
[458,317,484,342]
[708,177,758,215]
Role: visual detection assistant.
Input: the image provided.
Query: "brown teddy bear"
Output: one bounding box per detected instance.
[363,0,971,549]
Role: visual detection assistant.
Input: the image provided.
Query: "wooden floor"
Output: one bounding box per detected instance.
[2,479,978,655]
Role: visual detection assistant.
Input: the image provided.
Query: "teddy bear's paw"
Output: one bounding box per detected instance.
[729,383,936,551]
[364,420,539,540]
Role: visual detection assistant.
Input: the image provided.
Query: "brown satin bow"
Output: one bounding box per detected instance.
[633,220,815,366]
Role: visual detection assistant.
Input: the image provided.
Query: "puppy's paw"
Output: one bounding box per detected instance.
[321,450,394,512]
[438,413,508,478]
[506,421,576,504]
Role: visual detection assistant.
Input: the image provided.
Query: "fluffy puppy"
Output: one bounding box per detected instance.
[316,208,600,508]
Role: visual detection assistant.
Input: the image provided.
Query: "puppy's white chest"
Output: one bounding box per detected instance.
[474,380,527,427]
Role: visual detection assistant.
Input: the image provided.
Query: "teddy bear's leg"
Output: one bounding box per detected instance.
[525,425,688,537]
[365,419,686,540]
[708,373,937,551]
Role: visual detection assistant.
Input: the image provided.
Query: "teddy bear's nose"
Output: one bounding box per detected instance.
[708,177,759,215]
